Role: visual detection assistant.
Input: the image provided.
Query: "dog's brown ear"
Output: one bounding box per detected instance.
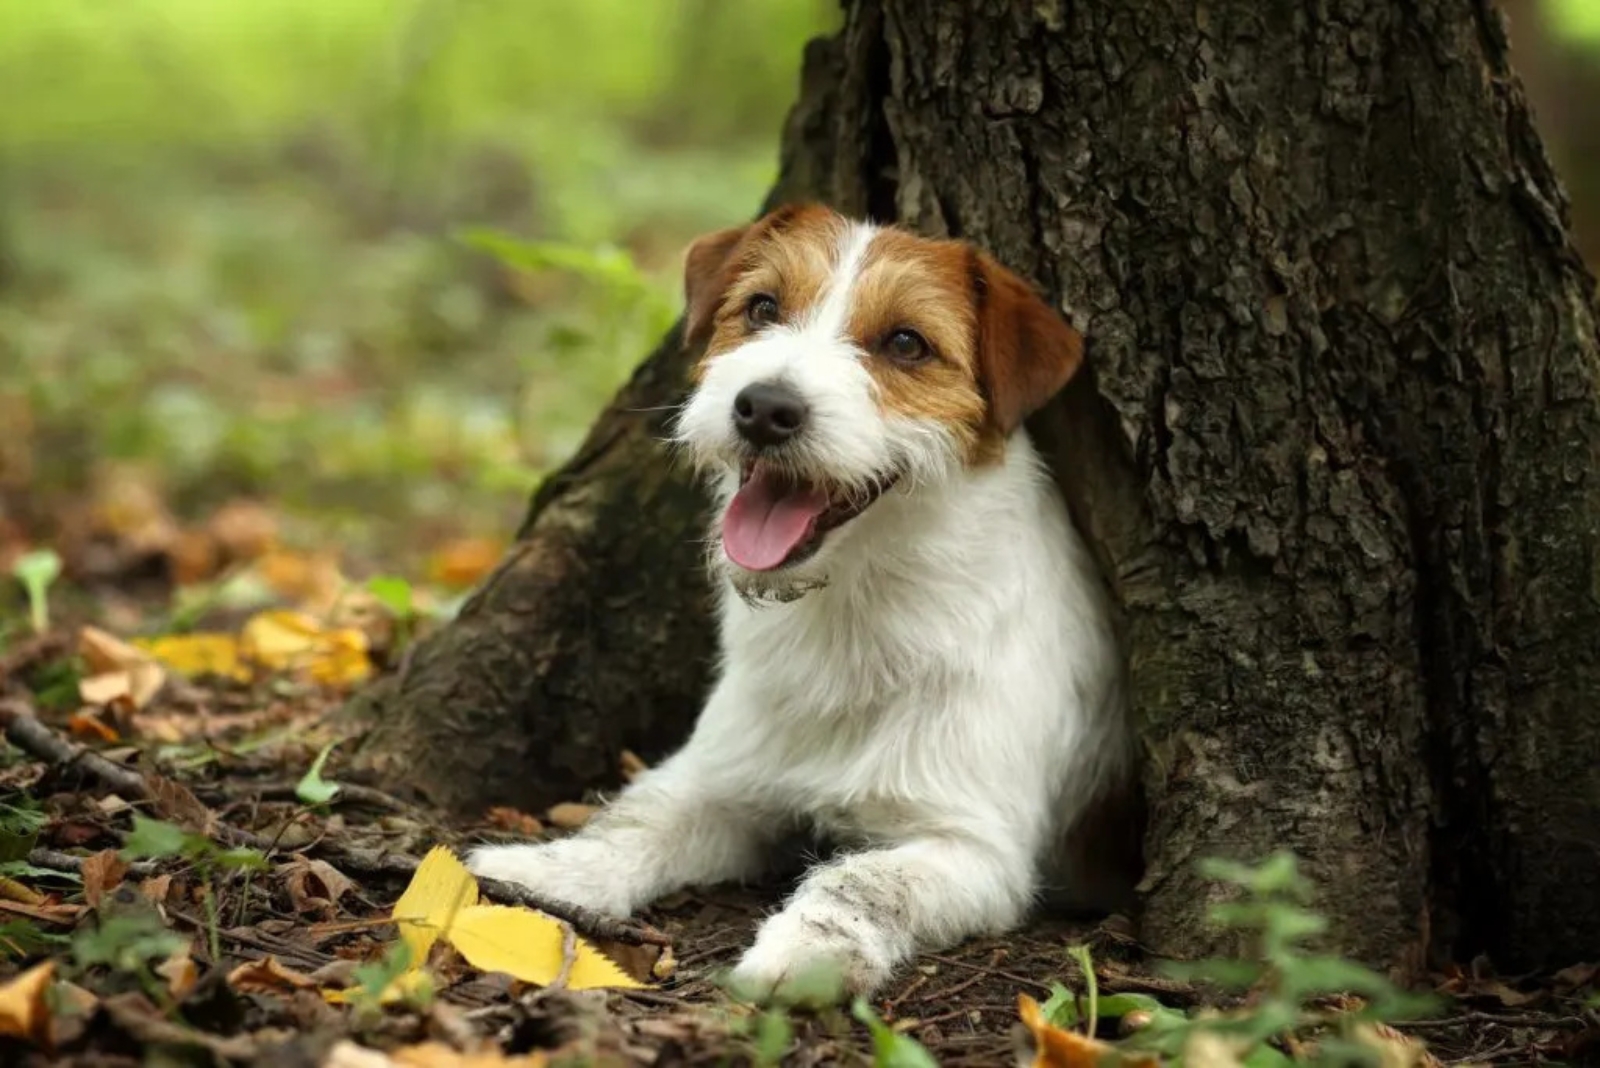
[973,253,1084,434]
[682,225,749,347]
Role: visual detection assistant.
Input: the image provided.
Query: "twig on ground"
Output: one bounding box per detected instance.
[916,948,1007,1003]
[0,700,671,949]
[244,781,417,814]
[27,847,158,879]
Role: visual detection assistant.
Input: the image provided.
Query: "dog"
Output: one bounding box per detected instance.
[468,204,1132,1001]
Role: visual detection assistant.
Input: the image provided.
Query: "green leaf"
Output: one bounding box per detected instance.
[72,910,183,974]
[1240,1042,1297,1068]
[0,859,82,883]
[1161,957,1265,990]
[212,847,269,872]
[119,815,196,860]
[295,740,342,806]
[365,575,413,620]
[0,917,69,957]
[12,549,62,634]
[852,998,940,1068]
[1040,981,1079,1027]
[1096,992,1165,1019]
[752,1009,792,1066]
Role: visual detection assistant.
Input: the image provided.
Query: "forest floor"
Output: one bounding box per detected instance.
[1,513,1598,1067]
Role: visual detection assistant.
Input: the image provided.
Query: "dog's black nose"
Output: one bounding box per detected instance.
[733,382,807,447]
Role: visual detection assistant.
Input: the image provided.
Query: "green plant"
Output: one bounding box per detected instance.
[120,815,268,963]
[1047,852,1439,1067]
[852,998,939,1068]
[346,941,433,1018]
[11,550,62,635]
[296,740,343,806]
[70,908,186,1007]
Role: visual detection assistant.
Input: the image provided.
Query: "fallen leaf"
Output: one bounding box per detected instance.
[228,956,319,995]
[447,905,642,990]
[1554,961,1598,991]
[170,528,222,586]
[136,632,250,682]
[281,856,358,916]
[147,774,215,834]
[0,961,54,1048]
[81,849,130,907]
[240,609,371,687]
[426,537,504,589]
[0,900,84,925]
[484,807,543,836]
[324,1041,399,1068]
[255,549,347,611]
[78,626,166,712]
[139,874,175,906]
[387,847,641,991]
[157,941,199,1000]
[393,1041,551,1068]
[49,981,98,1049]
[0,874,46,906]
[66,708,121,743]
[545,803,597,831]
[391,846,479,968]
[1348,1022,1443,1068]
[207,499,279,561]
[1016,994,1157,1068]
[322,968,435,1007]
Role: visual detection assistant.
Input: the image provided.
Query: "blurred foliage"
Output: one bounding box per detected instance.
[1547,0,1600,46]
[0,0,835,572]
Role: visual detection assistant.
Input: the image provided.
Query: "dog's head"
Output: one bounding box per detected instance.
[673,204,1083,597]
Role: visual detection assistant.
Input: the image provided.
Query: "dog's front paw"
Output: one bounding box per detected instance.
[727,909,895,1005]
[465,842,633,917]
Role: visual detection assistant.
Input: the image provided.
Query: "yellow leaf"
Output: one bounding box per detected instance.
[390,846,478,968]
[135,633,249,682]
[239,609,371,687]
[0,960,54,1048]
[446,905,643,990]
[322,968,435,1007]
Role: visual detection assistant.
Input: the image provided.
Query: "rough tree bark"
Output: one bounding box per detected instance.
[356,0,1600,970]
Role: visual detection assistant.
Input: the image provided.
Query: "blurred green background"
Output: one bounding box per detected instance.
[0,0,1593,583]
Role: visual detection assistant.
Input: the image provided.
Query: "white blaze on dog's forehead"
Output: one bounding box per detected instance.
[799,220,879,342]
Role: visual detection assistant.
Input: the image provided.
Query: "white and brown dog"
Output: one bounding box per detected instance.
[470,204,1132,1001]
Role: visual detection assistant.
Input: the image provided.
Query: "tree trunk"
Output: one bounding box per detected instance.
[357,0,1600,971]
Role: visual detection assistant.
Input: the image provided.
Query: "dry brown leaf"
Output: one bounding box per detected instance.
[324,1041,399,1068]
[49,981,99,1049]
[0,960,55,1049]
[89,469,178,557]
[255,549,348,611]
[156,941,198,1000]
[0,900,85,925]
[393,1041,551,1068]
[1349,1023,1443,1068]
[281,856,358,916]
[139,874,175,906]
[545,802,597,831]
[77,626,166,713]
[147,773,215,834]
[66,708,121,743]
[170,528,222,586]
[484,806,543,836]
[1554,961,1599,990]
[228,956,319,995]
[426,537,505,590]
[208,499,280,561]
[81,849,130,907]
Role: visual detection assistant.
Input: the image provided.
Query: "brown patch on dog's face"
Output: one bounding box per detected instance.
[681,205,846,381]
[848,230,988,461]
[680,205,1084,461]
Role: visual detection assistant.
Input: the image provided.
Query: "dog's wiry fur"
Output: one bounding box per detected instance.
[469,205,1132,1000]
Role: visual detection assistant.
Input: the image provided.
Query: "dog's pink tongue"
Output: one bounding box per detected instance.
[723,469,829,571]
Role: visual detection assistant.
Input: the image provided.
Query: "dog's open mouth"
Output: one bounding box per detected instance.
[721,460,898,572]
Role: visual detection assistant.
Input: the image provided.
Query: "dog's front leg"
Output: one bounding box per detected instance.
[466,739,774,918]
[729,834,1033,1002]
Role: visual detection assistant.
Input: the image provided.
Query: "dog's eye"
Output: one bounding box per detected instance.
[745,294,780,329]
[884,329,931,365]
